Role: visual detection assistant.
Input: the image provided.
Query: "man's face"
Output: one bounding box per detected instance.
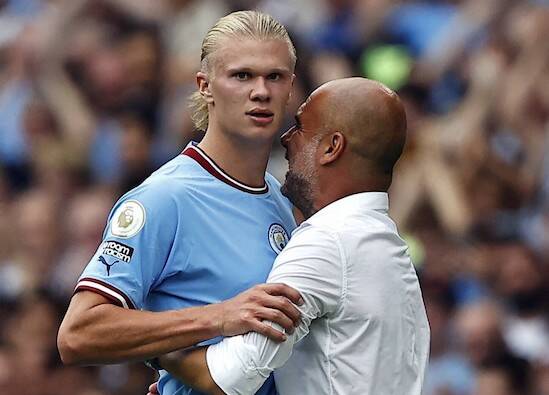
[206,38,295,144]
[280,95,323,218]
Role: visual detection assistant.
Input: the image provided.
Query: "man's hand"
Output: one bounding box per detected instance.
[146,382,159,395]
[216,283,303,342]
[144,285,302,394]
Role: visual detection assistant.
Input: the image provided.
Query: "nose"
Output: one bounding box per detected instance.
[250,77,270,101]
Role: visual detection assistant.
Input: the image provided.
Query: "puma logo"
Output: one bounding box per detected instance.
[98,256,119,276]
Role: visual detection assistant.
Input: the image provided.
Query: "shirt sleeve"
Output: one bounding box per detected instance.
[206,225,344,395]
[74,182,178,309]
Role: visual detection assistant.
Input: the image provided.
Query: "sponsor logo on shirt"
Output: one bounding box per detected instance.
[268,223,289,254]
[111,200,146,238]
[102,240,134,263]
[98,256,118,276]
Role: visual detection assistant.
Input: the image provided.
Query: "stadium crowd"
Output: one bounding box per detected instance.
[0,0,547,394]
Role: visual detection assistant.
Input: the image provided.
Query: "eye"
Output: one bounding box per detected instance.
[267,73,281,81]
[233,72,250,81]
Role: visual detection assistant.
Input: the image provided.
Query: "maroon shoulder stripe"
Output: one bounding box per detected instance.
[75,277,136,309]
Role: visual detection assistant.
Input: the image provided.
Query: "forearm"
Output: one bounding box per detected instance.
[36,0,90,64]
[58,293,222,365]
[32,0,95,152]
[159,326,293,395]
[159,349,224,395]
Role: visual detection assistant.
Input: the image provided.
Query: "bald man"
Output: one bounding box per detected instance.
[155,78,430,395]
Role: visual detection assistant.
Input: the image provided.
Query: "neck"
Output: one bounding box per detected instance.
[313,169,389,214]
[198,130,272,188]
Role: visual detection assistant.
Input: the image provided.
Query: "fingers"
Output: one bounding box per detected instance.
[262,283,304,306]
[257,307,295,334]
[252,321,287,343]
[148,382,158,395]
[261,294,301,327]
[218,284,304,338]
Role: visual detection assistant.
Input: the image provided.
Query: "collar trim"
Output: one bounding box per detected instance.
[182,143,268,194]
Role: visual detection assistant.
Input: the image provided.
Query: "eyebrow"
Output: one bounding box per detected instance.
[268,67,292,75]
[226,67,292,75]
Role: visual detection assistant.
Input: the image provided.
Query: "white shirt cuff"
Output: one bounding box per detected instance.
[206,336,270,395]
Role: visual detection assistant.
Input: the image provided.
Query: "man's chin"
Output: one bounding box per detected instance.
[280,178,294,204]
[281,171,315,218]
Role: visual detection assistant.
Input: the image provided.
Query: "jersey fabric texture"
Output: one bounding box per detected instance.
[75,142,296,395]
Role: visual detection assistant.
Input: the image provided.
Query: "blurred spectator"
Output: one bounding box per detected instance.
[422,275,474,395]
[0,0,547,393]
[533,361,549,395]
[455,300,533,394]
[48,187,115,301]
[496,243,549,363]
[474,365,527,395]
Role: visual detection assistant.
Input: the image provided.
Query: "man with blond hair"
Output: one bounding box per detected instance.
[58,11,303,395]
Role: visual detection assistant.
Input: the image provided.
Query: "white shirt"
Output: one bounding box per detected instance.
[207,192,430,395]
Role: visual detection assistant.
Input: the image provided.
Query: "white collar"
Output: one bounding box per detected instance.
[301,192,389,229]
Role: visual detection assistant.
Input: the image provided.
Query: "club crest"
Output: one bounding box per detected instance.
[268,223,289,254]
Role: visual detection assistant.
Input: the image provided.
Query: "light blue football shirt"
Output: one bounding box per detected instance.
[76,142,296,395]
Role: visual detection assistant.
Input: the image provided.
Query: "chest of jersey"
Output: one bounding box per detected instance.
[146,185,293,311]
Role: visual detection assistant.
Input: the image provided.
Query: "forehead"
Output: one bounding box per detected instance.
[297,90,326,120]
[211,38,294,74]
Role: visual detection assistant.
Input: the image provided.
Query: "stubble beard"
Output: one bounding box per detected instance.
[281,139,320,220]
[281,170,317,219]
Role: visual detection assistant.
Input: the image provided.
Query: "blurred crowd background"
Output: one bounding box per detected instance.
[0,0,548,394]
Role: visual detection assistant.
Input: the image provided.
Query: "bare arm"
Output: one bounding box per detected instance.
[158,348,224,395]
[58,291,219,365]
[30,0,95,157]
[58,283,302,366]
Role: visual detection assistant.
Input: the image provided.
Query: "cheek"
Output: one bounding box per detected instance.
[212,80,247,109]
[273,83,292,107]
[288,141,304,168]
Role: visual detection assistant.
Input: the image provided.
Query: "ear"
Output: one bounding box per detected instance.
[287,73,297,104]
[197,71,214,104]
[319,132,345,166]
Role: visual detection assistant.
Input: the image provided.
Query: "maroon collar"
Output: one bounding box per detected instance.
[182,143,269,194]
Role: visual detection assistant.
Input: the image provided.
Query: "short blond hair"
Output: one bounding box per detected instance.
[189,11,296,131]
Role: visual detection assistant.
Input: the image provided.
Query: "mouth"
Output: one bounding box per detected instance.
[246,109,274,125]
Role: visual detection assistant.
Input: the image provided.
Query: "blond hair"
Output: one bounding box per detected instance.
[189,11,296,131]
